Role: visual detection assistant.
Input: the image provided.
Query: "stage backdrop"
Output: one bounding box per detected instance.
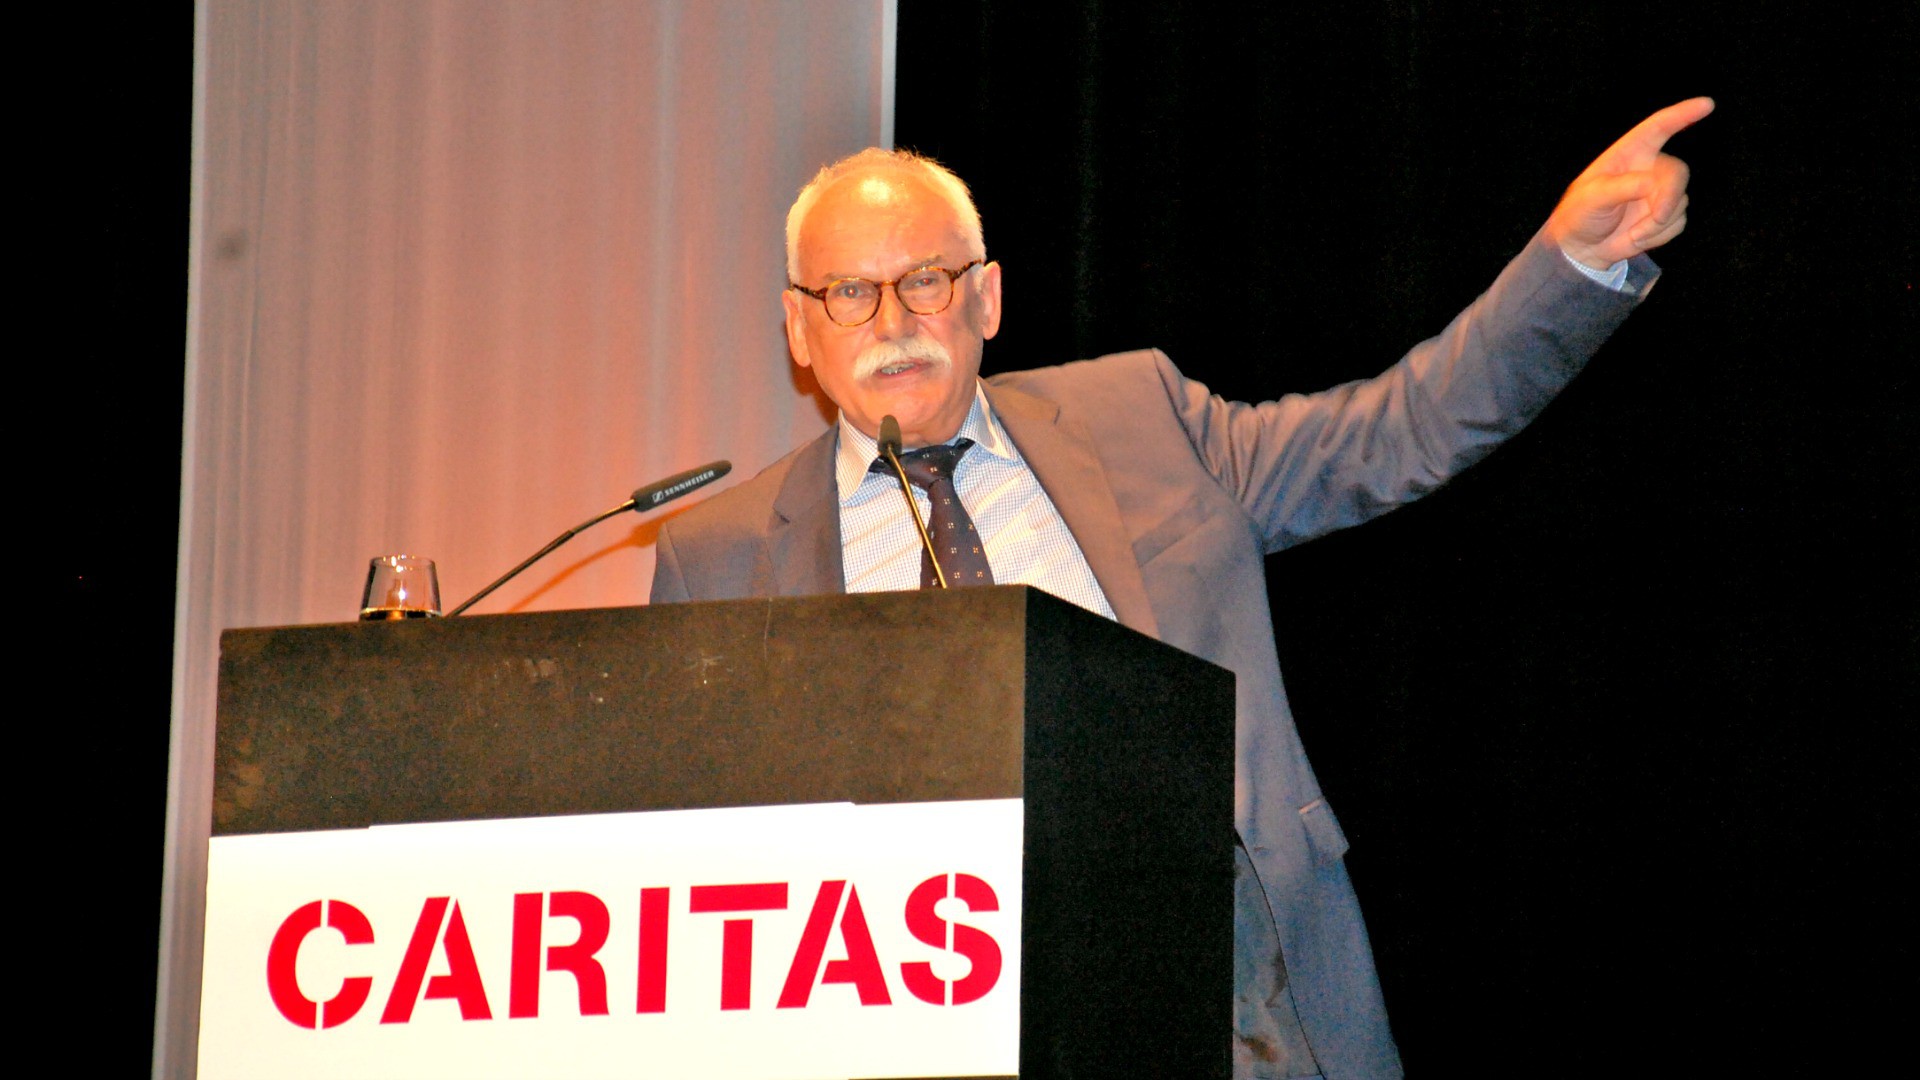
[160,2,896,1074]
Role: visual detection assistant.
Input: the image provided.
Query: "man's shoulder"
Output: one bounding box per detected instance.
[986,347,1175,399]
[986,349,1206,434]
[661,426,835,543]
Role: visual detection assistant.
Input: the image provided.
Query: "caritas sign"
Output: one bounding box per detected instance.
[198,801,1022,1079]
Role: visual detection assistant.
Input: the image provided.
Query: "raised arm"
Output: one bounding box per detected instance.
[1157,101,1716,548]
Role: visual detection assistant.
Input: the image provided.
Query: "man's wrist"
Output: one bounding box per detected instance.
[1563,249,1631,292]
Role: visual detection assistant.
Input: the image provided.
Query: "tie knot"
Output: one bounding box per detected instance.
[872,438,974,490]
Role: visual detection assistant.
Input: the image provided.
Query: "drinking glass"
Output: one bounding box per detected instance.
[360,555,441,620]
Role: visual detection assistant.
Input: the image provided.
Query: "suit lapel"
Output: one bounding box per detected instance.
[986,382,1159,639]
[768,427,846,597]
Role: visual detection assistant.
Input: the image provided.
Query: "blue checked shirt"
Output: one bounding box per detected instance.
[834,384,1118,620]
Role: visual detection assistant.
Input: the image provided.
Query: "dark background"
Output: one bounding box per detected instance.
[45,5,192,1076]
[63,2,1910,1074]
[895,1,1913,1074]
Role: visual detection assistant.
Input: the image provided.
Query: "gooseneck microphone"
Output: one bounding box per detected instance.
[446,460,732,616]
[878,415,948,589]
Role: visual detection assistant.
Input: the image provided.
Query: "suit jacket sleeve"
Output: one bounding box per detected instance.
[1162,231,1654,551]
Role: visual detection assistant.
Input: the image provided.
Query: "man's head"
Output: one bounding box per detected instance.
[782,149,1002,449]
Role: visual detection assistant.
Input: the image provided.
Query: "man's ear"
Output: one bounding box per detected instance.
[782,288,812,368]
[976,260,1003,341]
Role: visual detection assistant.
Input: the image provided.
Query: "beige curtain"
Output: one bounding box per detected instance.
[161,2,895,1073]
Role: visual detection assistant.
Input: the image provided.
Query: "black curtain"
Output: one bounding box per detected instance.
[900,1,1913,1072]
[43,5,191,1075]
[36,6,191,1068]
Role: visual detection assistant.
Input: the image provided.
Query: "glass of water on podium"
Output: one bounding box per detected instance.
[359,555,441,620]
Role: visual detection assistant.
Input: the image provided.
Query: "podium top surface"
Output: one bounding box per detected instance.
[214,586,1231,836]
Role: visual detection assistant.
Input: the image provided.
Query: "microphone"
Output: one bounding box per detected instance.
[446,460,732,616]
[878,415,947,589]
[631,461,733,510]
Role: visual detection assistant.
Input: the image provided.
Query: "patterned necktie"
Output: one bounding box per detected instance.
[870,438,996,588]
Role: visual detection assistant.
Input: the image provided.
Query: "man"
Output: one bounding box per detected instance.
[651,98,1713,1079]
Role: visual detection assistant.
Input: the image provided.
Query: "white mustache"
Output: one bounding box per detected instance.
[853,336,953,380]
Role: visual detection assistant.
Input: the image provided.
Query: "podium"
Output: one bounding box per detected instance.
[204,587,1234,1079]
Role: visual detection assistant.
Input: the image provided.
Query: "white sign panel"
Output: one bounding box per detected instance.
[199,801,1022,1079]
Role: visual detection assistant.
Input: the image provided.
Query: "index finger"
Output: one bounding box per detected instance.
[1600,96,1716,164]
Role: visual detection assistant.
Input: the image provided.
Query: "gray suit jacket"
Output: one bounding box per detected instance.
[650,233,1651,1079]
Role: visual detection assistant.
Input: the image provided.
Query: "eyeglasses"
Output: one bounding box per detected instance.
[789,260,983,327]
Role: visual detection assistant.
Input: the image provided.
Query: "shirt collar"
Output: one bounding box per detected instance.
[833,381,1017,502]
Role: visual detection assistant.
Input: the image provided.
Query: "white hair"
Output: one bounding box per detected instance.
[784,148,986,282]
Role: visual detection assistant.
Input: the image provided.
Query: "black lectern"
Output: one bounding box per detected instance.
[210,586,1234,1079]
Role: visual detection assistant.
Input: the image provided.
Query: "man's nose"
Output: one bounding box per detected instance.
[871,282,914,339]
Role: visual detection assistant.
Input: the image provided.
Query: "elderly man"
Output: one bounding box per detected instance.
[650,98,1713,1079]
